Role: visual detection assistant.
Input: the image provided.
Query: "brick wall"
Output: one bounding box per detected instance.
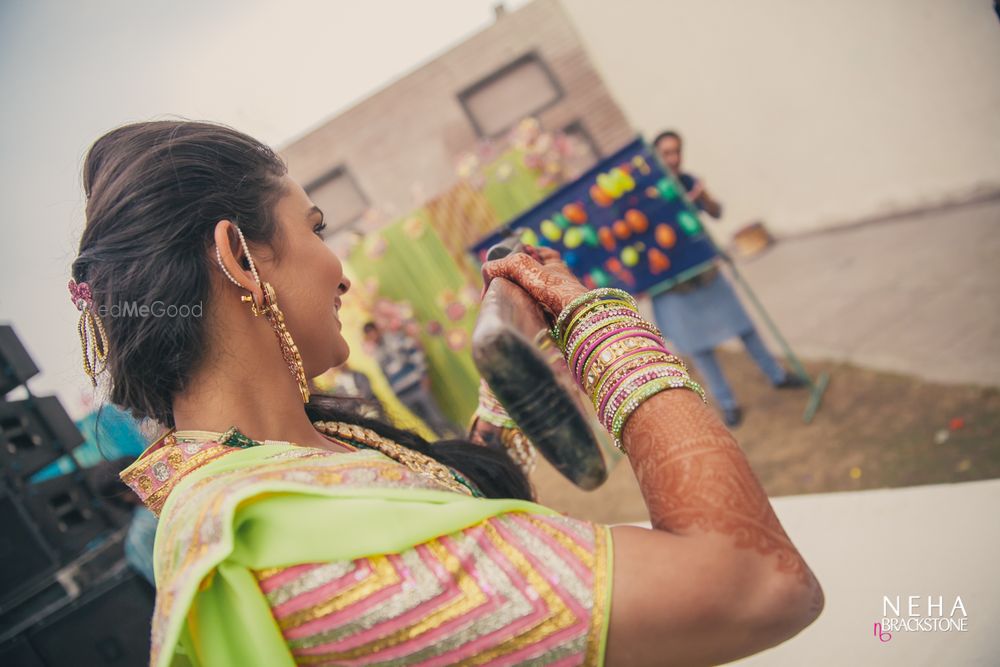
[279,0,633,233]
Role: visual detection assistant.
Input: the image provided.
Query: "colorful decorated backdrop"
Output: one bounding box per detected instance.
[338,118,596,428]
[471,137,719,295]
[346,210,485,426]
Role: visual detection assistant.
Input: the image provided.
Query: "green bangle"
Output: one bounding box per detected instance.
[561,298,638,349]
[552,288,637,344]
[611,377,707,453]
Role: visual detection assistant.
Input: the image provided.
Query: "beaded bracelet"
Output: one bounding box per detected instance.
[562,307,644,356]
[610,376,707,449]
[587,348,671,395]
[587,342,686,386]
[564,315,644,368]
[566,319,662,375]
[552,288,637,345]
[561,299,637,349]
[590,351,686,402]
[599,363,693,425]
[563,306,662,353]
[577,329,667,382]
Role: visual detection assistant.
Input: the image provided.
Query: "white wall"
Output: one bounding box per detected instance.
[561,0,1000,239]
[0,0,530,418]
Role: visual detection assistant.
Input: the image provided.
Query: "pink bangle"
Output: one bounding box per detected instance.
[572,327,632,381]
[601,366,690,430]
[580,331,666,383]
[564,310,643,359]
[566,316,644,372]
[588,346,672,398]
[598,363,687,422]
[566,318,663,371]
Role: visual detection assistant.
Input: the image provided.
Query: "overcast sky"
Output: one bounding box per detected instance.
[0,0,530,419]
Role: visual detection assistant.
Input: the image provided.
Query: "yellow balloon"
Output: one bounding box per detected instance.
[622,246,640,267]
[596,173,619,199]
[564,227,584,249]
[620,171,636,192]
[540,219,562,242]
[519,229,539,246]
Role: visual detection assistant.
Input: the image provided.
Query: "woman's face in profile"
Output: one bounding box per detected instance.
[264,174,351,376]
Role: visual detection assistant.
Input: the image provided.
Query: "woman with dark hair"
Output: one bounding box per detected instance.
[70,120,822,667]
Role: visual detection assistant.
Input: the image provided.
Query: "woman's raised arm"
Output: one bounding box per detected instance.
[482,249,823,666]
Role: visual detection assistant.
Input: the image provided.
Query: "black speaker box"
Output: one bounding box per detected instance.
[0,397,84,480]
[22,570,153,667]
[0,326,40,396]
[0,486,59,612]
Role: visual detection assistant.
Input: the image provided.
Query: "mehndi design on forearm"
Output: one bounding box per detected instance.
[624,390,823,606]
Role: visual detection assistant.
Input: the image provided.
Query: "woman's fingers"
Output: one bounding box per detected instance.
[534,246,563,266]
[481,252,541,292]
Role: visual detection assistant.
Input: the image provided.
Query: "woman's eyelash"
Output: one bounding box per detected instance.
[313,221,328,238]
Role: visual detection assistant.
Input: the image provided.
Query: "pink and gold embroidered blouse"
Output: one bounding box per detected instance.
[120,431,612,666]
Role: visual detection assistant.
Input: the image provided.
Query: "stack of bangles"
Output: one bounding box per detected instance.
[551,288,707,453]
[473,378,538,475]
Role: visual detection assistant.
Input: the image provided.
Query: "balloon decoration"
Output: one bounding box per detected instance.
[472,138,718,295]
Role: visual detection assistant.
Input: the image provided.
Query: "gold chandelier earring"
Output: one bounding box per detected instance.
[215,225,311,403]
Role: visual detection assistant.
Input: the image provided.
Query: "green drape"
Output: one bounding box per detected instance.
[347,210,481,425]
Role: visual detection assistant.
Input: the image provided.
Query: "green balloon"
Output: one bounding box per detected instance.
[581,225,599,247]
[553,212,570,229]
[591,269,611,287]
[677,211,702,235]
[657,178,679,200]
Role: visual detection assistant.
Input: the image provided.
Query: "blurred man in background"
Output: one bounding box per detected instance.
[651,130,805,427]
[363,321,462,437]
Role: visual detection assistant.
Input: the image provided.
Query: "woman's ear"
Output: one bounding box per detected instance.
[213,220,263,307]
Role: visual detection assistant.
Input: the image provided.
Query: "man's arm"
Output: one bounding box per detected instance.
[689,179,723,219]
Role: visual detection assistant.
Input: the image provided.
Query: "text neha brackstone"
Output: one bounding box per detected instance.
[881,595,968,633]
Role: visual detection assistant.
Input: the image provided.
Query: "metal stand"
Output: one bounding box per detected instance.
[715,248,830,423]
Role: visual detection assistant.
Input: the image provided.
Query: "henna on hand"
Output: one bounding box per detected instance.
[481,249,588,317]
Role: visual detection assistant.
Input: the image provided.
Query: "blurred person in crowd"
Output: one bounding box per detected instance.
[652,130,806,427]
[363,320,462,437]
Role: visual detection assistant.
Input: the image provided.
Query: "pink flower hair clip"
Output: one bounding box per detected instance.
[68,278,94,311]
[68,277,108,385]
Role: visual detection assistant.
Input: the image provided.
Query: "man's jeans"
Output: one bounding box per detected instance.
[690,330,788,410]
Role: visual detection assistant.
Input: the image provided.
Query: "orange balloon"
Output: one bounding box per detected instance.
[625,209,649,234]
[655,223,677,248]
[645,186,660,198]
[590,184,613,207]
[563,202,588,224]
[598,226,616,252]
[606,257,623,273]
[648,248,671,274]
[612,220,631,239]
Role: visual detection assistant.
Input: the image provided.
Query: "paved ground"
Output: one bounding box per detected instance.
[625,479,1000,666]
[701,197,1000,388]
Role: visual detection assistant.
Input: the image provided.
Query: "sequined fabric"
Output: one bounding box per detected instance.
[121,443,461,665]
[255,512,610,666]
[120,438,612,666]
